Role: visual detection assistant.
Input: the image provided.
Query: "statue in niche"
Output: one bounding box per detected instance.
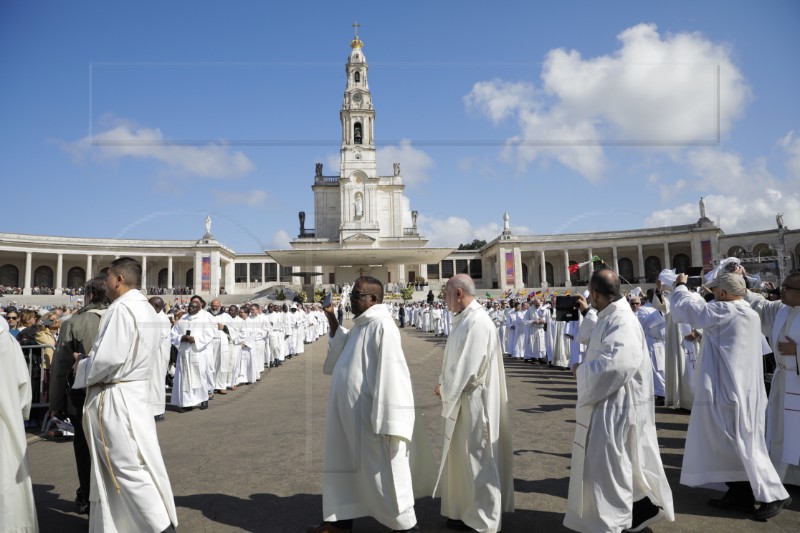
[315,163,323,177]
[355,194,363,217]
[393,162,401,176]
[204,215,212,236]
[699,197,707,219]
[411,210,418,229]
[299,211,306,235]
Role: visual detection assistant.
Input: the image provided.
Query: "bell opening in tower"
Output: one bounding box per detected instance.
[354,122,362,144]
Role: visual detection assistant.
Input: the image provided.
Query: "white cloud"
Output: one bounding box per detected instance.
[647,193,800,233]
[779,130,800,178]
[465,23,750,181]
[269,229,291,249]
[377,139,434,186]
[415,211,532,247]
[61,116,255,178]
[213,189,268,207]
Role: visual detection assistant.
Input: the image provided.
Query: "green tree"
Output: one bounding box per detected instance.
[457,239,487,250]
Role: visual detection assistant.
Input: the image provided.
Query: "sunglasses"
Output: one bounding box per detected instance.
[350,291,373,300]
[7,315,18,319]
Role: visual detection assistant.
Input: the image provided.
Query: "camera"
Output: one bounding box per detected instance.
[684,267,704,290]
[555,296,580,321]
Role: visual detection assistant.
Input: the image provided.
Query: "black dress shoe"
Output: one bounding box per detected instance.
[753,497,791,521]
[625,497,664,532]
[199,401,209,410]
[154,414,165,422]
[178,406,193,413]
[654,396,665,406]
[708,494,755,512]
[392,525,420,532]
[445,518,473,531]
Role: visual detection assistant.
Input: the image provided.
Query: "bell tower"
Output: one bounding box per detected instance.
[339,21,376,178]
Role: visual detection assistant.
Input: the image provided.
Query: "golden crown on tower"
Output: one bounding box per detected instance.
[350,36,363,49]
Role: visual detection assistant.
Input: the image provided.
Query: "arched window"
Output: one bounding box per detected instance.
[618,258,634,282]
[186,269,194,288]
[0,264,19,287]
[34,265,54,288]
[354,71,360,83]
[67,267,86,288]
[753,243,775,257]
[354,122,362,144]
[727,245,746,258]
[545,262,554,286]
[158,268,168,288]
[672,253,691,274]
[644,256,662,283]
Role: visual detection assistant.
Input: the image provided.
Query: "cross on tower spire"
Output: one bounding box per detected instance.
[352,20,361,38]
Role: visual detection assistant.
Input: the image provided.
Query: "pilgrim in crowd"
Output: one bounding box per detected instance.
[4,251,800,531]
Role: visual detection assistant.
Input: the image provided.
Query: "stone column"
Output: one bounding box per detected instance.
[167,256,173,290]
[141,256,147,291]
[262,262,267,285]
[637,244,645,280]
[587,248,594,276]
[210,251,221,297]
[225,259,234,293]
[397,263,405,287]
[513,247,523,289]
[563,249,571,287]
[540,249,547,288]
[194,252,202,292]
[23,252,32,295]
[612,246,619,272]
[86,255,93,278]
[690,237,702,268]
[497,248,507,291]
[274,263,280,284]
[663,242,670,270]
[55,253,63,295]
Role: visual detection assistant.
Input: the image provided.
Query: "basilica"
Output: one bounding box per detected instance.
[1,35,797,304]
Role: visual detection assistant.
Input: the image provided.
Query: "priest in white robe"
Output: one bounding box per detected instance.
[565,269,673,533]
[1,316,39,533]
[170,296,215,410]
[208,299,232,395]
[745,272,800,486]
[434,274,514,533]
[147,297,172,419]
[309,276,435,533]
[526,299,548,363]
[225,305,246,389]
[73,257,178,532]
[670,272,791,520]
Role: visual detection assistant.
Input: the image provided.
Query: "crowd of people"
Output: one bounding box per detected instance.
[2,254,798,533]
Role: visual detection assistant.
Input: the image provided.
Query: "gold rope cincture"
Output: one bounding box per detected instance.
[98,383,122,493]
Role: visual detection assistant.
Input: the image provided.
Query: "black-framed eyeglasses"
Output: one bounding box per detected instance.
[350,291,372,300]
[781,284,800,291]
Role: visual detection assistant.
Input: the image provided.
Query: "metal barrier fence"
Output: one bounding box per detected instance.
[19,343,52,429]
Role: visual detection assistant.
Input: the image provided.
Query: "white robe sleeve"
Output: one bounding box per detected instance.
[575,314,642,408]
[74,303,135,388]
[323,326,349,375]
[577,309,597,345]
[745,289,783,336]
[670,286,730,330]
[439,316,491,419]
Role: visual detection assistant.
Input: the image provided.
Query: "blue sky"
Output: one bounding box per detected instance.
[2,1,799,252]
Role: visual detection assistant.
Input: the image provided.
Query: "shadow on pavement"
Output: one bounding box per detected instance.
[33,484,88,532]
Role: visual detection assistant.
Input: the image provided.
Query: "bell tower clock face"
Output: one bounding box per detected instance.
[352,92,362,104]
